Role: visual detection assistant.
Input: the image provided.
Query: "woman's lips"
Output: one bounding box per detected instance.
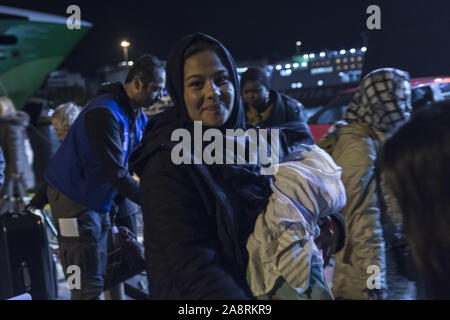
[202,104,222,112]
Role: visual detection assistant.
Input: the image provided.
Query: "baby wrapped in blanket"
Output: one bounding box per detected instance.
[247,144,346,300]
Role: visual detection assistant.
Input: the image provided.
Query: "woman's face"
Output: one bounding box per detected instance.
[183,50,235,127]
[241,80,269,111]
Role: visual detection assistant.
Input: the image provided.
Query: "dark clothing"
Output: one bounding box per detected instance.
[0,111,35,191]
[244,90,313,156]
[110,195,140,235]
[23,101,61,193]
[270,121,314,161]
[132,109,270,299]
[0,147,5,190]
[46,82,145,212]
[245,89,306,128]
[85,108,141,205]
[45,83,144,299]
[131,33,271,299]
[47,187,110,300]
[29,182,48,209]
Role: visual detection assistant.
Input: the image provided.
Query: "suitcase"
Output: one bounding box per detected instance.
[0,209,58,300]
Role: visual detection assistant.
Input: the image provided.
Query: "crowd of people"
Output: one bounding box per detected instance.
[0,32,449,300]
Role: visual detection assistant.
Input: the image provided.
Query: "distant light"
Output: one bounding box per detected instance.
[293,63,299,68]
[296,41,302,46]
[435,78,443,82]
[317,80,324,86]
[297,82,303,88]
[320,52,326,57]
[237,67,248,73]
[121,41,130,48]
[291,83,297,89]
[338,72,344,76]
[267,65,274,70]
[285,64,291,69]
[128,61,134,66]
[340,50,346,55]
[48,109,54,117]
[361,47,367,52]
[303,54,309,59]
[276,65,282,70]
[301,62,307,67]
[162,90,168,95]
[121,61,127,66]
[309,53,315,58]
[350,48,356,54]
[280,69,292,77]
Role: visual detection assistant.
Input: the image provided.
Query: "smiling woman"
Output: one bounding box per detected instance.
[183,48,235,127]
[131,33,272,299]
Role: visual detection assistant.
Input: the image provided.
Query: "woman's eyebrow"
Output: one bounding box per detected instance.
[185,74,203,82]
[185,69,229,82]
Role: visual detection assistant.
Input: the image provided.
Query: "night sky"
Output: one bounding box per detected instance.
[2,0,375,75]
[3,0,448,77]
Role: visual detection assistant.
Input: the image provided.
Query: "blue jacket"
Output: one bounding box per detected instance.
[46,93,147,212]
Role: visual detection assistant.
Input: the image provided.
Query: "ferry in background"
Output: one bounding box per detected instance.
[0,5,92,109]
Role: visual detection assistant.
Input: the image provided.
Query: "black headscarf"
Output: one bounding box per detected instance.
[165,32,246,132]
[132,33,270,198]
[130,35,272,292]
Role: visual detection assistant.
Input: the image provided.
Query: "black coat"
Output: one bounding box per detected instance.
[244,89,306,128]
[130,33,274,299]
[131,108,269,299]
[0,111,35,191]
[0,147,5,189]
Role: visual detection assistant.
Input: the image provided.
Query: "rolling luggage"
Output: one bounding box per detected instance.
[0,179,58,300]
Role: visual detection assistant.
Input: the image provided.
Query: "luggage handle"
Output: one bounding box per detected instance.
[17,262,32,292]
[0,177,27,215]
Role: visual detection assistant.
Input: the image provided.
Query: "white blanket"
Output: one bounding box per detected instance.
[246,145,346,296]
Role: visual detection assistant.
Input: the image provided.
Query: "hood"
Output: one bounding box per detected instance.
[131,33,246,174]
[0,111,30,127]
[130,108,179,175]
[344,68,412,133]
[279,144,346,221]
[166,32,246,132]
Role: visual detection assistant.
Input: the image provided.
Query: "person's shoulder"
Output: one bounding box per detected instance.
[339,122,380,141]
[334,123,378,164]
[86,94,121,114]
[139,146,184,176]
[280,92,303,109]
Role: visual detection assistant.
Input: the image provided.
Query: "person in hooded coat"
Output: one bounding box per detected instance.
[241,67,312,152]
[0,96,35,193]
[320,68,416,300]
[241,67,305,127]
[131,33,275,299]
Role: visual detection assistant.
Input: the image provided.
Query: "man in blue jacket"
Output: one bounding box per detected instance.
[46,54,165,300]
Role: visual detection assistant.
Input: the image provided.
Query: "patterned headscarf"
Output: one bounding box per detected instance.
[344,68,412,133]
